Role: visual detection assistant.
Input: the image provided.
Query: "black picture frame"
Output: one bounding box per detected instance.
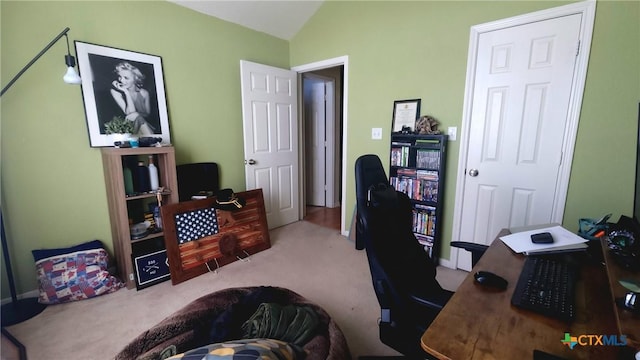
[392,99,421,133]
[132,249,171,290]
[75,41,170,147]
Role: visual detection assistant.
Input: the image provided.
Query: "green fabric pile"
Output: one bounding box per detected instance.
[241,303,319,346]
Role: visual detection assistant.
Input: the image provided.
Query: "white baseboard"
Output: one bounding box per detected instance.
[437,257,456,269]
[1,289,40,305]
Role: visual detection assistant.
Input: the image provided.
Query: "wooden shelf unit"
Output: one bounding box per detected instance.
[101,146,178,289]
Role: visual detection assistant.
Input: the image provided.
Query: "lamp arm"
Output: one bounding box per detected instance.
[0,208,18,304]
[0,27,71,97]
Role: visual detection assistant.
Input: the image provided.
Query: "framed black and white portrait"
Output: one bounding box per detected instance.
[75,41,170,147]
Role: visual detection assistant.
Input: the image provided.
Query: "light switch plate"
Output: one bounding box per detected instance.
[372,127,383,140]
[447,127,457,141]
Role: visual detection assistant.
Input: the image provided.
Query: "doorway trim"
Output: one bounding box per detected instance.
[292,56,349,235]
[445,1,596,269]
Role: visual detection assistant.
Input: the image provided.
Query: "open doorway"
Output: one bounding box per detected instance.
[301,66,344,231]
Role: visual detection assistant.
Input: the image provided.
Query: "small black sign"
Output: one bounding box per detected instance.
[133,249,170,289]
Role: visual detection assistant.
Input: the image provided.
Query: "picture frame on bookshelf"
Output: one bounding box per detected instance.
[392,99,421,133]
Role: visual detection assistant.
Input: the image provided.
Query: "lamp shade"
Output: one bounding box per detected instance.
[63,66,81,84]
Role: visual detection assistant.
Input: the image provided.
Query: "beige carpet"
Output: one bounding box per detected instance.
[1,220,467,359]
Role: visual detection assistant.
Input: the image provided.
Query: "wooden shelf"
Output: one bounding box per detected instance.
[101,146,178,289]
[125,190,173,201]
[131,231,164,244]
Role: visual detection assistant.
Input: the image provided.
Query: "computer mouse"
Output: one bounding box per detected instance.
[474,271,508,290]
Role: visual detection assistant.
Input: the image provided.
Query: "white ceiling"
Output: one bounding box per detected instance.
[169,0,324,40]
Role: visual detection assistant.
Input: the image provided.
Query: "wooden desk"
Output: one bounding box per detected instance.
[421,229,622,359]
[601,238,640,350]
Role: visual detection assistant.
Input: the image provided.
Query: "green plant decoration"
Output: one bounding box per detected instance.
[104,116,134,134]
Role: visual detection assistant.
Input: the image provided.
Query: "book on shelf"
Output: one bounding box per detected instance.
[416,149,441,169]
[415,234,435,258]
[417,170,438,181]
[391,145,410,167]
[413,205,436,236]
[397,168,417,176]
[391,147,401,166]
[389,176,439,203]
[402,146,409,166]
[421,181,438,202]
[391,176,416,200]
[415,138,440,145]
[415,233,434,246]
[391,141,412,146]
[392,176,412,198]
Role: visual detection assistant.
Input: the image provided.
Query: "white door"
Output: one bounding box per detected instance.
[454,12,589,271]
[240,60,299,229]
[304,76,326,206]
[303,74,337,208]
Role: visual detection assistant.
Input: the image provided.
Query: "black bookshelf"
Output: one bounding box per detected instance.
[389,133,448,262]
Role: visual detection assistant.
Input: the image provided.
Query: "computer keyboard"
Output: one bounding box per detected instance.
[511,256,578,321]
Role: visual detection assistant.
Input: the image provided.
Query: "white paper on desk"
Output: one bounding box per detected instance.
[499,225,588,254]
[523,242,588,255]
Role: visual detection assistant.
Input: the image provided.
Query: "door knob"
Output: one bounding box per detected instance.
[245,159,257,165]
[468,168,479,177]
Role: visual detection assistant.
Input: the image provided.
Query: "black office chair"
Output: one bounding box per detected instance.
[364,188,452,357]
[354,154,389,250]
[355,154,488,357]
[176,162,220,202]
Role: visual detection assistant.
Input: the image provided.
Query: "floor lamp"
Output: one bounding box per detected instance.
[1,209,47,326]
[1,27,81,359]
[1,209,40,360]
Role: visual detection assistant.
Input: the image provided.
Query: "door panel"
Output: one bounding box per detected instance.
[305,77,326,206]
[241,60,299,229]
[278,165,293,208]
[456,14,581,270]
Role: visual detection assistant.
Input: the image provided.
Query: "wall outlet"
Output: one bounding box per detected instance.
[372,127,383,140]
[447,126,457,141]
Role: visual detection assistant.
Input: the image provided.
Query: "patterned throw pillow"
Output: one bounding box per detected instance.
[166,338,305,360]
[34,246,123,304]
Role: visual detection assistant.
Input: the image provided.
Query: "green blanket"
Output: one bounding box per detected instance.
[241,302,319,346]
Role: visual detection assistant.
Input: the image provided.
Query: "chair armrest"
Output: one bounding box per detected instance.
[450,241,489,253]
[408,288,453,310]
[450,241,489,267]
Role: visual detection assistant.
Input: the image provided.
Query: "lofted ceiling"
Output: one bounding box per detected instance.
[169,0,324,40]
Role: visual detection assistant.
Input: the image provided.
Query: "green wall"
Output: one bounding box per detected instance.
[291,1,640,259]
[2,0,639,298]
[0,1,289,297]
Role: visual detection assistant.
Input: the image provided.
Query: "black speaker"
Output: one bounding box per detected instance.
[176,162,219,201]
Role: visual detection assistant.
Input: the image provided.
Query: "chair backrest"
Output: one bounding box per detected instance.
[354,154,388,249]
[366,190,442,304]
[363,189,449,356]
[176,162,220,201]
